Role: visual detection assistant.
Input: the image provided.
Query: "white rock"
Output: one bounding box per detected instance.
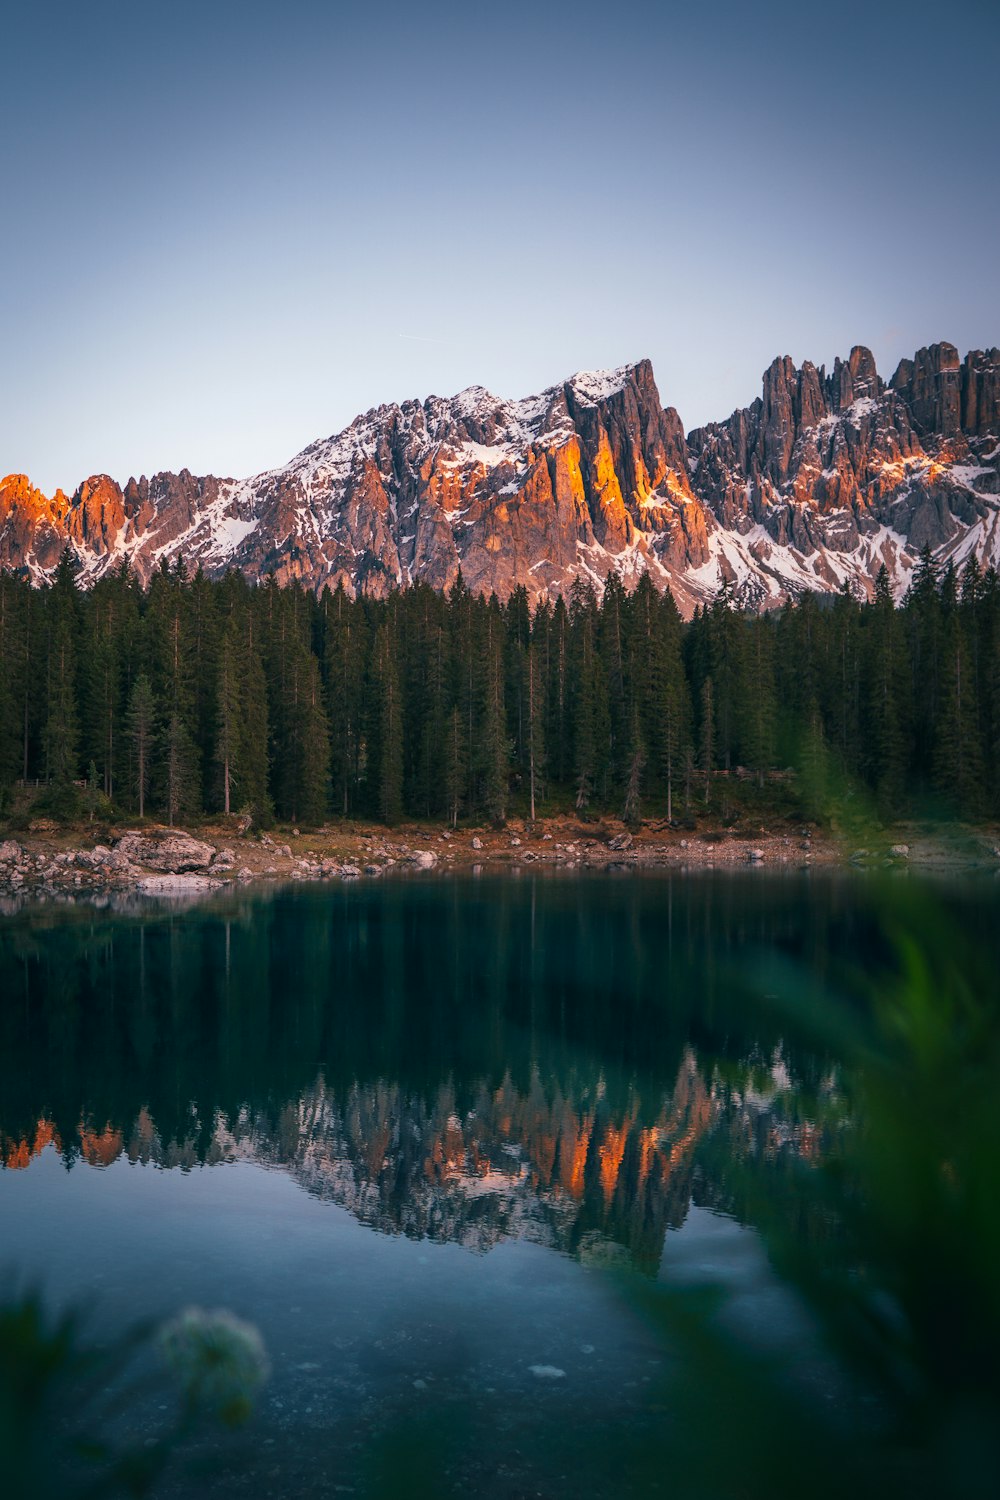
[529,1365,566,1380]
[408,851,437,869]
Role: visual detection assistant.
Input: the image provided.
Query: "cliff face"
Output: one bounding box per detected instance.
[3,343,999,613]
[686,341,1000,604]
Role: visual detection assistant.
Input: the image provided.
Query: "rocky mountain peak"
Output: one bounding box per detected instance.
[2,344,998,614]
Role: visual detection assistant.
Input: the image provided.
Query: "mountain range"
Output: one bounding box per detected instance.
[3,340,997,614]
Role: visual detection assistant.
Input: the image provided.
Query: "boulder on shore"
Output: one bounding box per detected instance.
[115,829,216,873]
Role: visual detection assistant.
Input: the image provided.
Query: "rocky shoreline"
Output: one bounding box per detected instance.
[1,817,997,909]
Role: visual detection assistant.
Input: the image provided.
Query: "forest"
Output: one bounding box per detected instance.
[0,548,996,828]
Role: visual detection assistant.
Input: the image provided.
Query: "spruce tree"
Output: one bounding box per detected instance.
[525,637,546,822]
[160,711,200,826]
[215,617,243,815]
[622,702,646,826]
[934,567,984,813]
[743,612,777,787]
[699,675,714,805]
[0,573,30,794]
[480,601,509,825]
[43,570,80,788]
[127,674,156,819]
[657,589,691,823]
[444,705,467,829]
[372,620,403,825]
[863,567,908,814]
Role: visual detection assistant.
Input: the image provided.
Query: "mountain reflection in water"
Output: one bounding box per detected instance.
[0,874,885,1269]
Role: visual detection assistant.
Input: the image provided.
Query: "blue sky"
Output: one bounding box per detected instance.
[2,0,998,495]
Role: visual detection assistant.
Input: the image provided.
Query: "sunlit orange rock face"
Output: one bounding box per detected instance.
[0,474,71,572]
[3,344,998,613]
[64,476,126,557]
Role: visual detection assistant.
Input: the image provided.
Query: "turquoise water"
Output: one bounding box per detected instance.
[2,872,996,1496]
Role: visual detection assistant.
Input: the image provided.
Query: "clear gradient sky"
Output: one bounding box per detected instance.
[3,0,998,495]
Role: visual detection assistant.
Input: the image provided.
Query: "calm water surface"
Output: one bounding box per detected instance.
[2,872,996,1496]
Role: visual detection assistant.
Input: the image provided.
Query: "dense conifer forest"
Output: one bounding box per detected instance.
[0,550,996,828]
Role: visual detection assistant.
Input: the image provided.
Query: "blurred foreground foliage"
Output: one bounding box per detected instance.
[0,1297,266,1499]
[615,876,1000,1500]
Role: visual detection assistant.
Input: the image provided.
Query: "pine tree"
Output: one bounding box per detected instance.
[0,573,30,794]
[43,556,81,788]
[546,596,570,784]
[903,545,941,781]
[444,705,466,829]
[238,613,272,823]
[657,589,691,823]
[934,566,984,813]
[372,620,403,824]
[743,612,777,787]
[622,702,645,826]
[599,570,628,782]
[144,559,201,819]
[160,711,200,826]
[215,617,243,816]
[706,579,745,771]
[480,601,509,825]
[525,637,546,822]
[862,567,908,814]
[322,583,368,817]
[568,582,609,813]
[699,675,714,806]
[127,674,156,818]
[826,583,862,778]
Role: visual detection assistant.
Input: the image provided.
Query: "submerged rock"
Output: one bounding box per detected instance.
[136,874,221,895]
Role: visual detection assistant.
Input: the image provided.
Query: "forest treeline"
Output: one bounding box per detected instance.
[0,549,996,827]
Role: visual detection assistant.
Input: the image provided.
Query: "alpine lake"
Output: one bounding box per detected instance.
[2,868,998,1499]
